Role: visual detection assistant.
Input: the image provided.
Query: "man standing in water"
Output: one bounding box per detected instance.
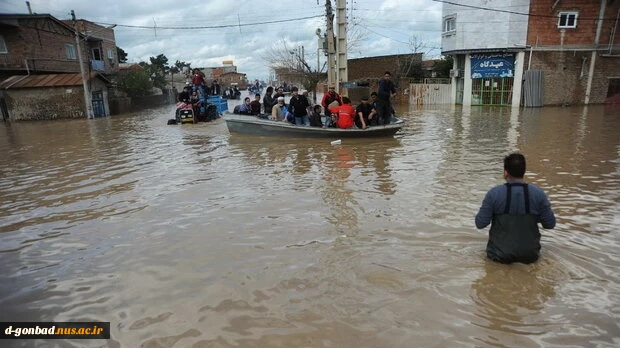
[475,153,556,264]
[376,71,396,125]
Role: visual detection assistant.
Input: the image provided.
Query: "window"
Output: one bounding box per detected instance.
[0,36,7,53]
[66,44,76,60]
[443,15,456,34]
[92,48,101,61]
[558,12,578,28]
[107,48,114,59]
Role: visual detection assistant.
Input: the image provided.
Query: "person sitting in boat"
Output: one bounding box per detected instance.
[355,95,375,129]
[238,97,252,115]
[250,93,262,115]
[329,96,365,129]
[271,96,291,122]
[307,104,323,127]
[321,85,342,110]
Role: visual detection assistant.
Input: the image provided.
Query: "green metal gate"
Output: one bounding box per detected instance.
[471,77,514,105]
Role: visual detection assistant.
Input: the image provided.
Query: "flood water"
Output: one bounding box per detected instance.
[1,101,619,347]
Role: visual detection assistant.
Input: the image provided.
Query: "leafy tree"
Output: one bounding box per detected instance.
[137,54,170,90]
[169,60,191,85]
[434,56,454,78]
[152,54,170,89]
[117,69,153,97]
[116,47,128,63]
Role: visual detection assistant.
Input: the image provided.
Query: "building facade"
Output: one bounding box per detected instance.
[441,0,529,107]
[0,14,116,119]
[526,0,620,105]
[441,0,620,106]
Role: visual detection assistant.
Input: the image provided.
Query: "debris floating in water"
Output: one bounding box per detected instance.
[331,139,342,145]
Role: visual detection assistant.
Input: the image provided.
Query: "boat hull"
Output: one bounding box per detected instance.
[223,114,403,138]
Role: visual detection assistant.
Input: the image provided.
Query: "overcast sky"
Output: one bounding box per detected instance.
[1,0,444,81]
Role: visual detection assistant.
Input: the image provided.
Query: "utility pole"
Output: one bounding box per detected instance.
[325,0,336,89]
[71,10,93,119]
[335,0,348,92]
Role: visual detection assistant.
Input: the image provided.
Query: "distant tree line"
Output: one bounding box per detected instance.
[115,47,192,97]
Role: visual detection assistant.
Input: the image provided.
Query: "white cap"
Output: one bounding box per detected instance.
[277,96,285,101]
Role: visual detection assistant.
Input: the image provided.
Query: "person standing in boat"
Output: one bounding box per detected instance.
[288,87,310,126]
[475,153,556,264]
[321,85,342,110]
[263,86,275,114]
[376,71,397,125]
[273,86,285,100]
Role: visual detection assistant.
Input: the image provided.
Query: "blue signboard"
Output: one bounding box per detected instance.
[470,53,514,79]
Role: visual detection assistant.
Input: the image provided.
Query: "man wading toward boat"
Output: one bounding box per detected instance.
[475,153,556,264]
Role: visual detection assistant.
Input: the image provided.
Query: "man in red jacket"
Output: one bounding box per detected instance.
[321,85,343,110]
[329,97,364,129]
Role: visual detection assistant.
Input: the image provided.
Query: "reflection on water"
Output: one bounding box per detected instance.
[1,103,619,347]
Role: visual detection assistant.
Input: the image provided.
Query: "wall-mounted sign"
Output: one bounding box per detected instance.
[471,53,514,79]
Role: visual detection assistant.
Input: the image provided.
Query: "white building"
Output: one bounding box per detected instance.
[441,0,530,106]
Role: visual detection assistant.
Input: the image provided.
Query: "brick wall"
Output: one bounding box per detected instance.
[1,17,87,74]
[5,87,86,120]
[4,78,109,120]
[528,0,620,46]
[348,54,422,81]
[529,51,620,105]
[77,20,119,75]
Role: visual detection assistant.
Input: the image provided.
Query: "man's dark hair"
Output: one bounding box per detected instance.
[255,93,261,97]
[504,153,526,178]
[342,96,351,104]
[291,86,298,92]
[384,71,391,75]
[370,92,378,97]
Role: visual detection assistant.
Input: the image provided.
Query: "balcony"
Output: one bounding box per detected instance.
[91,60,105,72]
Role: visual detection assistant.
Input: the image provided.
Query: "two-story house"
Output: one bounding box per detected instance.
[0,13,116,120]
[441,0,620,106]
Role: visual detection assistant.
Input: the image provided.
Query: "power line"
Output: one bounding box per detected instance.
[432,0,618,20]
[94,14,324,30]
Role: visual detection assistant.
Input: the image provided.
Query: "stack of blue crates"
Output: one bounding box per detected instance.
[207,96,228,114]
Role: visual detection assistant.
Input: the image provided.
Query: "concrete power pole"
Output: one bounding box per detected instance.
[335,0,348,92]
[325,0,335,88]
[71,10,93,119]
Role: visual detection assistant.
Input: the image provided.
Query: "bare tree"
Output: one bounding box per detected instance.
[262,39,326,102]
[399,35,433,80]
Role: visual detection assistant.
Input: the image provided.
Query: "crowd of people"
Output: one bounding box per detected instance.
[232,71,399,130]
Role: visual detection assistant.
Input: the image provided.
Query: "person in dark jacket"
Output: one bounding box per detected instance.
[376,71,396,125]
[475,153,556,264]
[288,86,310,126]
[263,86,275,114]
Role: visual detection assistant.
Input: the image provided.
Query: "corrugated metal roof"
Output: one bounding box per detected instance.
[0,72,109,89]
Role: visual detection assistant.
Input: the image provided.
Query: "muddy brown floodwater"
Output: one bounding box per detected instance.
[1,102,619,347]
